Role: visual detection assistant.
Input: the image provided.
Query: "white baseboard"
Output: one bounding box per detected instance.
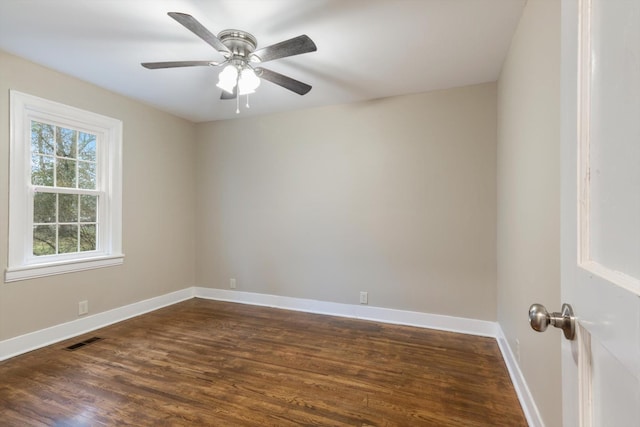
[496,325,544,427]
[0,286,540,427]
[0,287,194,361]
[193,287,498,337]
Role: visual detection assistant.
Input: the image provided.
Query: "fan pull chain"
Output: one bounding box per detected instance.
[246,94,250,109]
[235,71,241,114]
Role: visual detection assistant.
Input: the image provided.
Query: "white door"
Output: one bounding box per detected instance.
[560,0,640,425]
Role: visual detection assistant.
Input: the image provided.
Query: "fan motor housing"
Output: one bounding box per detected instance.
[218,29,257,58]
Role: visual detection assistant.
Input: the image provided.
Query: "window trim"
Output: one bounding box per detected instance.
[6,91,123,282]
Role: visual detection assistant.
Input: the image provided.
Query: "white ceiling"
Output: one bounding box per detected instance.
[0,0,525,123]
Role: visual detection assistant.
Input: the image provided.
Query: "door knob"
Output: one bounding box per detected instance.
[528,303,576,340]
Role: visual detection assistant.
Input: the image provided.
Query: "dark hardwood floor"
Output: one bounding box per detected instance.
[0,298,527,426]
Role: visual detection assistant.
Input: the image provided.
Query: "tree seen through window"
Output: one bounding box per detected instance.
[31,120,98,256]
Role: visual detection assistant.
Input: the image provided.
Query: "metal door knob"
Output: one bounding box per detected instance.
[528,303,576,340]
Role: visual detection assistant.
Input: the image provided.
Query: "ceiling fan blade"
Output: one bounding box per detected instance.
[251,35,316,63]
[220,86,237,100]
[255,67,312,95]
[141,60,219,69]
[167,12,230,55]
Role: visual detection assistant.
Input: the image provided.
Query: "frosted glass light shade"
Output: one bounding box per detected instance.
[217,65,238,94]
[238,68,261,95]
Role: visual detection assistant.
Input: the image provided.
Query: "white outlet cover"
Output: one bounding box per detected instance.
[78,300,89,315]
[360,292,368,304]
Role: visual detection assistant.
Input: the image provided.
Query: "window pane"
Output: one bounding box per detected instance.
[31,154,54,186]
[56,127,77,159]
[31,121,54,155]
[78,161,96,189]
[58,194,78,223]
[59,224,78,253]
[56,158,76,187]
[34,192,56,223]
[33,225,56,256]
[78,132,96,161]
[80,195,97,222]
[80,225,97,252]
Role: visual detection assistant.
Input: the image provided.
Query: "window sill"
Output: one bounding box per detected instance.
[5,254,125,283]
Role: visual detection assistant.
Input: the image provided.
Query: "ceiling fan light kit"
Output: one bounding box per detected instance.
[141,12,317,114]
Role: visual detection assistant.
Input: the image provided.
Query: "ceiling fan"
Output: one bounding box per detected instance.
[142,12,317,111]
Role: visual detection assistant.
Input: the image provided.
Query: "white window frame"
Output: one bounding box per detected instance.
[6,91,123,282]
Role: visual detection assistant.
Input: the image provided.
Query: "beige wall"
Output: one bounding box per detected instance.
[497,0,561,425]
[195,84,497,320]
[0,51,197,340]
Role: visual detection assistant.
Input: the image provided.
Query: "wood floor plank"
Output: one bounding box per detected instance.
[0,299,527,426]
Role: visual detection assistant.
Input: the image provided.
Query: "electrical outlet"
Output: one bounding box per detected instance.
[78,300,89,316]
[359,291,368,305]
[230,278,237,289]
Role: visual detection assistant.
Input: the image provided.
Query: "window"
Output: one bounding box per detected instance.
[6,91,123,282]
